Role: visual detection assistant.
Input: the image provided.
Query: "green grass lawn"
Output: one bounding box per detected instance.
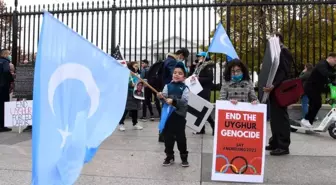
[210,90,328,104]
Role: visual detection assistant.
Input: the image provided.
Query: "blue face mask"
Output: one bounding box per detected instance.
[7,55,12,61]
[232,74,243,82]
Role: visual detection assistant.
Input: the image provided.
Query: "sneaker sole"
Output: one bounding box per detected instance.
[181,164,189,167]
[162,162,174,166]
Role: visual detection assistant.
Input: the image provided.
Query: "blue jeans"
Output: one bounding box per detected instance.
[301,95,309,118]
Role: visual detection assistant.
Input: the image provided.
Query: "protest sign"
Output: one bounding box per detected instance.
[133,81,145,100]
[185,75,203,95]
[211,100,266,183]
[5,100,33,133]
[186,92,214,132]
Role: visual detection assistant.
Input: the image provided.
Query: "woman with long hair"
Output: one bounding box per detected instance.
[119,61,144,131]
[219,59,258,104]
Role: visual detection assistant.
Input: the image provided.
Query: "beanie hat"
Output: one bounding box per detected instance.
[174,62,188,76]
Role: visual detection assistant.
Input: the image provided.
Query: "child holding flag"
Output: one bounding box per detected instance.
[119,61,143,131]
[157,62,190,167]
[219,59,258,104]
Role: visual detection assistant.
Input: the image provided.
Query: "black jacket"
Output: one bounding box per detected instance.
[196,62,214,100]
[304,60,336,95]
[272,45,293,88]
[0,57,13,89]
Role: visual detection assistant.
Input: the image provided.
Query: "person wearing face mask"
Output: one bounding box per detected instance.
[191,51,216,135]
[162,48,190,85]
[219,59,258,105]
[0,49,14,132]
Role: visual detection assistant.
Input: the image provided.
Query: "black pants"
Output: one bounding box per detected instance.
[268,93,291,150]
[119,110,138,125]
[142,88,161,117]
[0,88,9,128]
[163,112,188,156]
[304,92,322,124]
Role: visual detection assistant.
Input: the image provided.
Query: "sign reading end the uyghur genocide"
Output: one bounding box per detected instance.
[211,100,267,183]
[5,100,33,129]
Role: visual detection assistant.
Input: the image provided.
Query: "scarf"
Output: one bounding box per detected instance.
[193,61,213,77]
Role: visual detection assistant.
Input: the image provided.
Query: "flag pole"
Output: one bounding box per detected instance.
[129,71,170,104]
[130,71,158,94]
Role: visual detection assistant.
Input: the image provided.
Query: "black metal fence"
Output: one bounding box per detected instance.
[1,0,336,88]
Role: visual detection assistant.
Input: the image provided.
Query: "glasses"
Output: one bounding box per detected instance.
[231,69,242,74]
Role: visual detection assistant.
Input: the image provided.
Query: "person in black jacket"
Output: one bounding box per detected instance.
[162,48,190,86]
[0,49,14,132]
[191,51,215,135]
[263,33,293,156]
[301,53,336,128]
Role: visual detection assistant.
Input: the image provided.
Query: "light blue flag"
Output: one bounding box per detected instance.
[32,12,130,185]
[158,103,175,134]
[208,22,239,61]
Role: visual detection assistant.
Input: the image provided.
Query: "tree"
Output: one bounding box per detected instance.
[205,0,336,73]
[282,4,336,67]
[0,0,13,50]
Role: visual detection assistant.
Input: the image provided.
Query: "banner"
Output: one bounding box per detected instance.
[5,100,33,133]
[186,92,214,132]
[211,100,266,183]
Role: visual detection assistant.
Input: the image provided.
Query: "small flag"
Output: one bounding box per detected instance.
[32,12,130,185]
[111,44,124,60]
[158,103,175,133]
[208,22,239,61]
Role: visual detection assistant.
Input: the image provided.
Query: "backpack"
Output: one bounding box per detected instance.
[280,45,299,78]
[147,60,165,91]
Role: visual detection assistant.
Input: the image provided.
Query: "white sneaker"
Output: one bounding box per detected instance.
[119,125,126,131]
[300,119,313,128]
[133,124,143,130]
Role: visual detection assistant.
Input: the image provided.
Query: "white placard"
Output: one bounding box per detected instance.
[5,100,33,132]
[261,36,281,103]
[186,92,214,132]
[211,100,267,183]
[185,75,203,95]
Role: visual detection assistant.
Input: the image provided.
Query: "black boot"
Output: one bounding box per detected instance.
[162,155,174,166]
[180,154,189,167]
[270,148,290,156]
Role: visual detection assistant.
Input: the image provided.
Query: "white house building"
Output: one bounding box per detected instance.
[120,36,257,86]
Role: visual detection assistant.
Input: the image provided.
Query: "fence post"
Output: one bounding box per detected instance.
[111,1,117,52]
[12,0,18,67]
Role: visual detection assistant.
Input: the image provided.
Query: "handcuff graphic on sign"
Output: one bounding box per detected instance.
[216,155,261,174]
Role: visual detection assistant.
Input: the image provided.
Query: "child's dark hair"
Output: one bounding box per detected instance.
[174,62,188,77]
[223,59,250,82]
[127,61,138,72]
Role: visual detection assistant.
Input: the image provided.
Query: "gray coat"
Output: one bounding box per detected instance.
[125,91,141,110]
[219,80,258,102]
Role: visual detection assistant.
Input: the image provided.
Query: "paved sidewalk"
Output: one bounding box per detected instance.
[0,120,335,185]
